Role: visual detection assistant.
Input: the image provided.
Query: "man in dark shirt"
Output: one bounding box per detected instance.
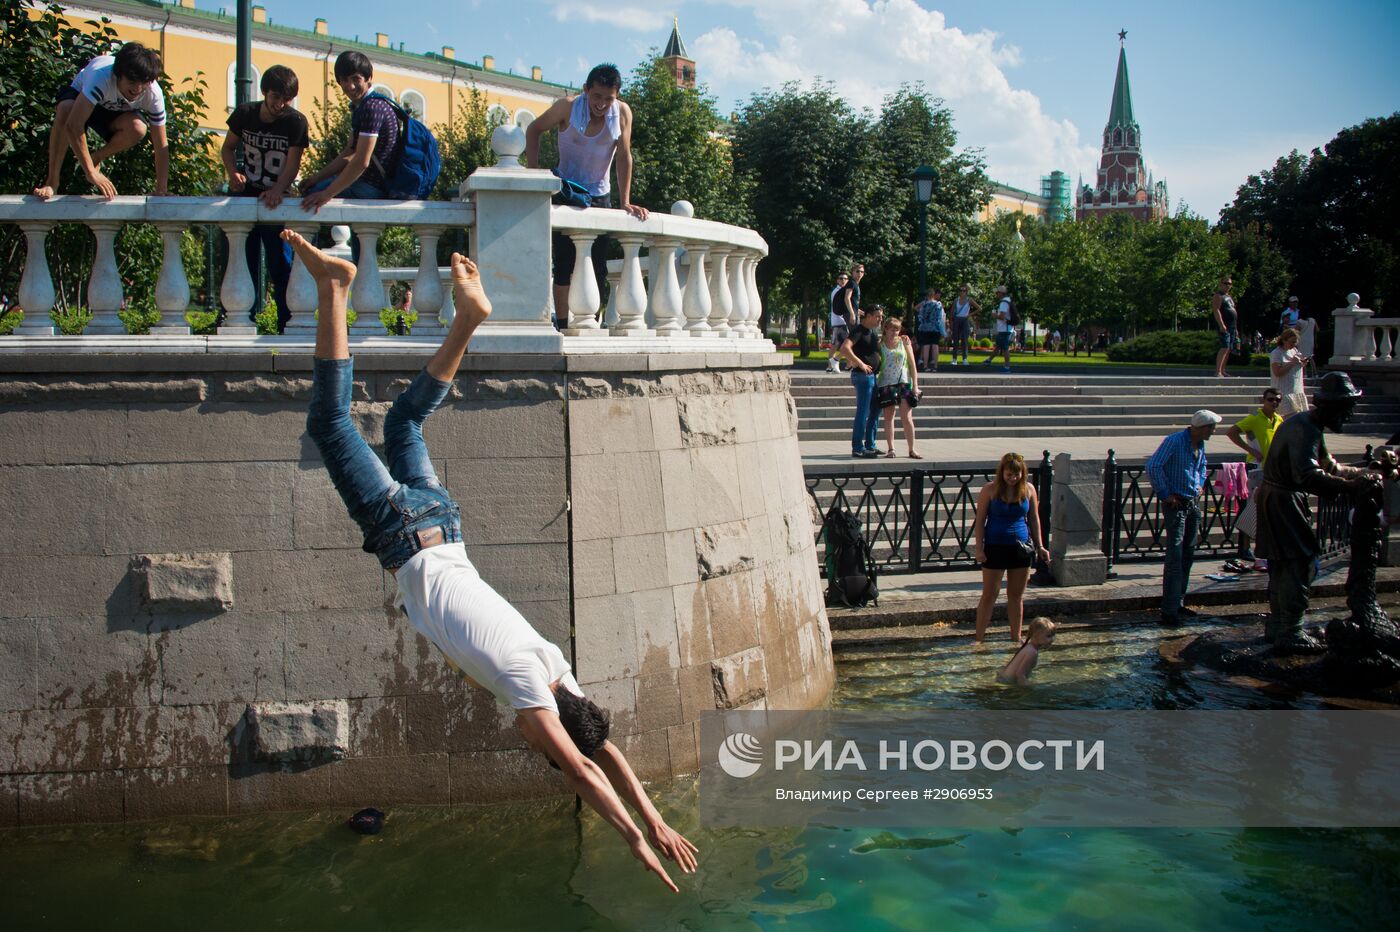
[222,65,309,332]
[841,264,864,324]
[300,51,400,211]
[840,305,885,458]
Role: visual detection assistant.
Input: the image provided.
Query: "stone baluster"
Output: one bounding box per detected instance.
[282,222,320,337]
[15,222,56,336]
[746,253,764,339]
[413,225,447,332]
[564,231,601,333]
[682,245,711,335]
[611,235,652,336]
[726,250,749,339]
[707,247,733,336]
[216,222,257,335]
[648,237,684,336]
[153,222,192,334]
[603,259,622,329]
[1378,325,1394,362]
[84,221,126,334]
[349,223,386,335]
[1329,293,1372,367]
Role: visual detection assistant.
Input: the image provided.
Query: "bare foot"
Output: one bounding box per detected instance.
[450,252,492,327]
[281,229,355,289]
[32,184,54,200]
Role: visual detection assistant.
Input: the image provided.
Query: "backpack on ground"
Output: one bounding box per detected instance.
[367,93,442,199]
[823,505,879,608]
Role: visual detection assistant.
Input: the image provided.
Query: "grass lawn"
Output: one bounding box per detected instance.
[778,345,1268,372]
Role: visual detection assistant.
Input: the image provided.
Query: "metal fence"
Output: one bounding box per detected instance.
[805,453,1051,574]
[1100,450,1355,567]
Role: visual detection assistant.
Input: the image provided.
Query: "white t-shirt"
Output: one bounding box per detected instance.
[1270,346,1305,397]
[71,55,166,126]
[829,286,847,328]
[1296,317,1318,357]
[394,544,583,713]
[995,297,1012,334]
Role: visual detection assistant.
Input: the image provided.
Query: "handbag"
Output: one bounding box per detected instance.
[552,173,592,209]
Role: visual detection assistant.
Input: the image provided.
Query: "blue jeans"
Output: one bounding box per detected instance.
[1161,499,1200,618]
[246,222,293,332]
[850,371,879,453]
[307,358,462,570]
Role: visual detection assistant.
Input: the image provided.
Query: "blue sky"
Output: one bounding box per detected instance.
[234,0,1399,218]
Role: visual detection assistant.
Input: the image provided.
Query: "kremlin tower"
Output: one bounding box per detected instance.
[1076,32,1169,221]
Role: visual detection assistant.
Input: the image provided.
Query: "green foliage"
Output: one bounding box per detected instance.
[1105,329,1222,365]
[431,83,504,201]
[1221,114,1399,314]
[1221,221,1292,332]
[621,55,752,227]
[301,89,352,184]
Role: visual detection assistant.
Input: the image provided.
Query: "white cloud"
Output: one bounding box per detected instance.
[691,0,1098,192]
[553,4,671,33]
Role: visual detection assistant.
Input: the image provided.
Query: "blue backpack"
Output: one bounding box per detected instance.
[366,93,441,200]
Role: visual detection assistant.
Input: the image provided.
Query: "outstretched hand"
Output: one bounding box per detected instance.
[630,836,680,893]
[648,819,699,874]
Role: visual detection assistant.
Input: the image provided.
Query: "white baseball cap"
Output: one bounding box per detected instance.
[1191,409,1222,427]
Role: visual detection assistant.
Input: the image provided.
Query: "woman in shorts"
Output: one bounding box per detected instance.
[875,316,922,458]
[973,452,1050,644]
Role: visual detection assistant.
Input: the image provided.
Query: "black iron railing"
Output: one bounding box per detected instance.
[1100,448,1357,567]
[806,452,1051,575]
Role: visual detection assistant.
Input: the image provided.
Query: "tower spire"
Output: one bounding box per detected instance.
[1106,35,1136,131]
[663,15,689,59]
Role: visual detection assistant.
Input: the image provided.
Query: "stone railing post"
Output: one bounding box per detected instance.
[282,221,320,337]
[217,221,257,336]
[153,221,193,335]
[682,246,711,334]
[1050,452,1108,586]
[348,223,386,335]
[413,225,447,334]
[15,222,56,336]
[464,125,563,352]
[1330,293,1373,367]
[648,237,684,336]
[707,246,733,336]
[85,220,126,334]
[611,234,652,336]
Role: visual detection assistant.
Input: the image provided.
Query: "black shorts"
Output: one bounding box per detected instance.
[551,192,614,287]
[56,85,121,142]
[982,542,1033,570]
[916,330,941,348]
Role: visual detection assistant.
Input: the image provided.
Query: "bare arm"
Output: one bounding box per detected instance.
[974,483,992,561]
[1211,293,1225,330]
[614,102,647,220]
[261,145,304,209]
[516,710,679,893]
[301,134,375,212]
[594,741,698,873]
[151,123,169,195]
[903,335,919,392]
[525,96,571,169]
[1026,487,1049,561]
[1227,424,1262,459]
[221,131,245,192]
[64,97,115,199]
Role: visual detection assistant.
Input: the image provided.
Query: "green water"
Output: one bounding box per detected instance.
[4,621,1399,930]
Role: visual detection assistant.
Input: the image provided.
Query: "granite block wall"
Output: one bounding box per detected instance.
[0,351,832,825]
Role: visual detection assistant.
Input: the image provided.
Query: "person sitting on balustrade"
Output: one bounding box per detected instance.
[281,228,696,893]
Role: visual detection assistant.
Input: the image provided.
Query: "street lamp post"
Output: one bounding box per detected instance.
[910,165,938,300]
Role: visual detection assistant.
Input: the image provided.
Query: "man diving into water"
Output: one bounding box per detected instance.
[284,230,697,891]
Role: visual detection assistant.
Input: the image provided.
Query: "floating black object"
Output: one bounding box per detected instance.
[347,807,385,835]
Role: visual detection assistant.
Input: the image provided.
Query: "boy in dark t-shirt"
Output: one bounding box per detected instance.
[222,65,309,333]
[300,51,401,212]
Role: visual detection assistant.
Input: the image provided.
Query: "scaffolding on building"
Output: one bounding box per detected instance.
[1041,171,1072,224]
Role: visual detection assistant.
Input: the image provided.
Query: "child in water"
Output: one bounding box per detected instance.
[996,617,1056,686]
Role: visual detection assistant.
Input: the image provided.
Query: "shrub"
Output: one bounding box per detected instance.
[1106,330,1223,365]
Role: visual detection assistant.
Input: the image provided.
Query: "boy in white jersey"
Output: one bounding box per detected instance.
[33,43,169,201]
[283,229,697,892]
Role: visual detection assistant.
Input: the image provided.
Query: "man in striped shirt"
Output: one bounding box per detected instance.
[1146,410,1222,625]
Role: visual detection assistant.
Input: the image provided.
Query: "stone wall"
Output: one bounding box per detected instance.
[0,351,832,826]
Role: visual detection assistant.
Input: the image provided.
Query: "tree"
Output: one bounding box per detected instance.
[621,55,751,227]
[1122,215,1227,333]
[1027,218,1114,348]
[1220,114,1399,315]
[1221,222,1291,336]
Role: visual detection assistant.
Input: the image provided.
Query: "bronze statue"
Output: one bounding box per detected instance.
[1254,372,1384,655]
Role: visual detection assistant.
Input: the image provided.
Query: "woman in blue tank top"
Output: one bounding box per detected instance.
[973,452,1050,644]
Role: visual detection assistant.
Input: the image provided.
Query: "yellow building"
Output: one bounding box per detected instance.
[978,172,1072,225]
[52,0,571,136]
